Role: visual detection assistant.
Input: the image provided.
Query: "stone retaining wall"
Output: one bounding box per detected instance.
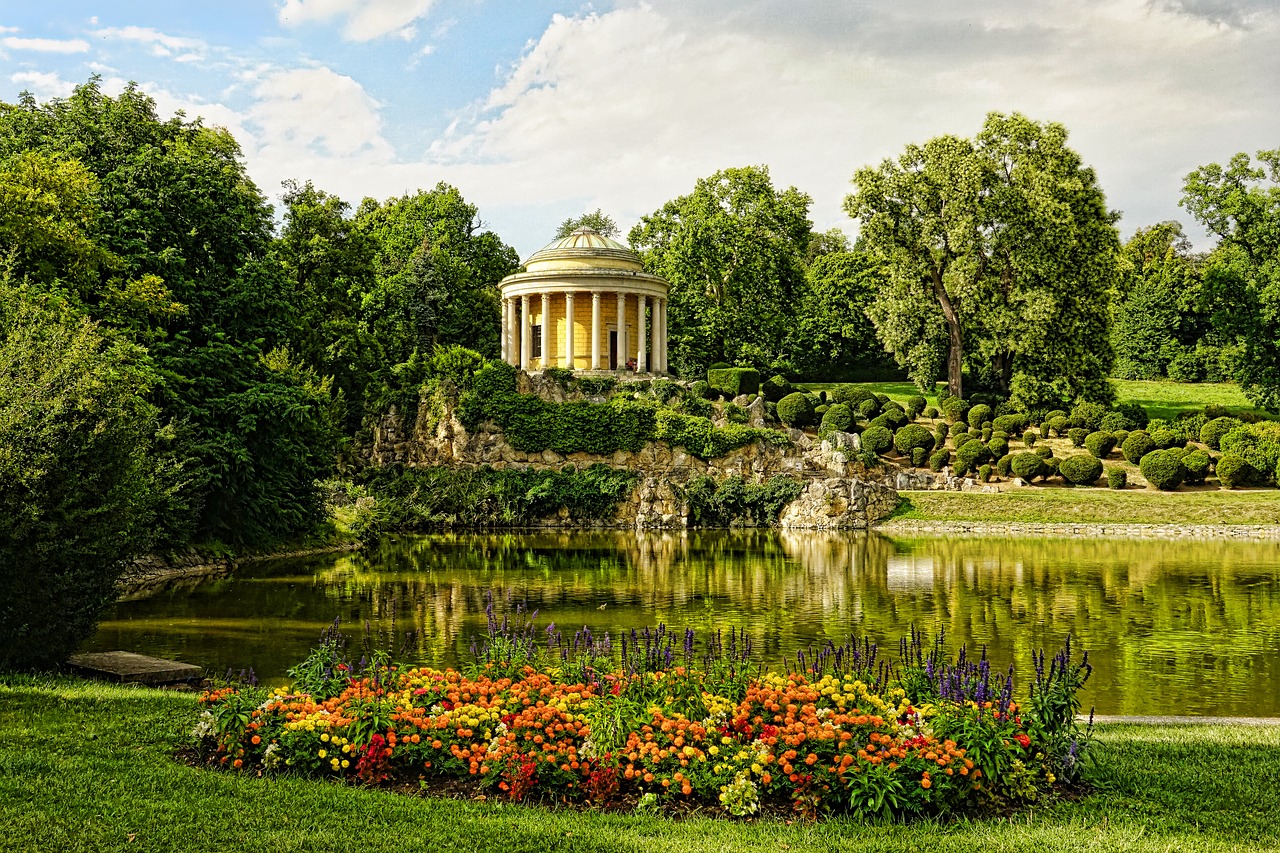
[875,520,1280,540]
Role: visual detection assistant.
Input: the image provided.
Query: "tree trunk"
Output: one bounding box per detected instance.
[930,270,963,398]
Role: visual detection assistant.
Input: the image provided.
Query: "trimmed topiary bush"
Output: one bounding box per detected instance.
[1039,422,1051,439]
[861,423,893,455]
[1069,401,1108,432]
[707,367,760,400]
[1200,416,1243,451]
[1034,445,1054,460]
[967,404,993,430]
[894,424,936,456]
[940,395,969,424]
[948,421,969,438]
[911,446,929,467]
[1182,449,1211,485]
[1139,449,1185,491]
[1010,452,1047,482]
[1215,454,1255,488]
[1121,431,1156,464]
[820,402,855,436]
[928,447,951,472]
[906,395,927,420]
[978,464,992,483]
[1218,422,1280,485]
[1048,416,1069,436]
[1023,429,1037,447]
[934,423,949,447]
[1106,467,1126,489]
[993,414,1028,435]
[953,432,979,449]
[691,380,715,400]
[923,406,939,420]
[761,374,794,403]
[1150,428,1182,450]
[996,454,1014,478]
[777,392,815,428]
[879,407,911,430]
[1084,431,1117,459]
[1067,428,1089,447]
[1113,429,1129,447]
[858,397,880,419]
[987,435,1009,458]
[1059,454,1103,486]
[954,439,991,477]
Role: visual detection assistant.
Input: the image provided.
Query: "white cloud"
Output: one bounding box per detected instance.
[2,36,90,53]
[90,25,207,58]
[247,67,395,161]
[10,70,75,98]
[0,25,19,35]
[277,0,437,41]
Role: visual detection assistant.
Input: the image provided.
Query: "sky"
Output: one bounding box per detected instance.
[2,1,1278,258]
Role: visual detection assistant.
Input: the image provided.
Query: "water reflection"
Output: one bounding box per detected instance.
[85,532,1280,716]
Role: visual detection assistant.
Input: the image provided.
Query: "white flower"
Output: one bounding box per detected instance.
[191,710,217,741]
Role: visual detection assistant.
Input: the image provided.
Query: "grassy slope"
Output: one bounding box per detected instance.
[889,487,1280,526]
[2,677,1279,853]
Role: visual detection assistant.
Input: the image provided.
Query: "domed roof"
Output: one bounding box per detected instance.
[524,227,642,271]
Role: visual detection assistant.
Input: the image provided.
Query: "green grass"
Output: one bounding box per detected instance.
[799,378,1271,420]
[887,487,1280,526]
[3,676,1279,852]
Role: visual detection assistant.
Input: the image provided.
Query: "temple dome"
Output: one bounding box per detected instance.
[523,227,643,273]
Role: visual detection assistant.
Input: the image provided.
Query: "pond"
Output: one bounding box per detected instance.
[84,531,1280,717]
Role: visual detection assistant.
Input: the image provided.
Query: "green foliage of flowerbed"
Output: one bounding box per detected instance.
[355,464,638,531]
[194,615,1093,823]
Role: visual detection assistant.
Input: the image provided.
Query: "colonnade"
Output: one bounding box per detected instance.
[499,290,668,373]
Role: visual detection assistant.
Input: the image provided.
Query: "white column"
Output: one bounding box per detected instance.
[636,294,648,373]
[591,292,601,370]
[616,292,627,370]
[519,295,531,370]
[507,298,519,366]
[653,298,664,373]
[500,298,509,362]
[540,293,551,370]
[564,291,575,370]
[661,298,669,372]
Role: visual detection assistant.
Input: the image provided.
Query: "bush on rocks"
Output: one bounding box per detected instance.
[761,374,794,403]
[1084,431,1117,459]
[1139,449,1185,491]
[1059,454,1103,486]
[777,392,815,428]
[928,447,951,472]
[820,402,855,436]
[1214,454,1255,488]
[894,424,936,456]
[1121,431,1156,464]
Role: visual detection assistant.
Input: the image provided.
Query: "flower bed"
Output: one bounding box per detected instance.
[193,615,1093,821]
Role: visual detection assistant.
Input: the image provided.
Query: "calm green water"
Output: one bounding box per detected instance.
[84,532,1280,717]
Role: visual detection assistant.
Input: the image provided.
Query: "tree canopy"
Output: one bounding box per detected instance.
[845,112,1121,407]
[555,209,619,239]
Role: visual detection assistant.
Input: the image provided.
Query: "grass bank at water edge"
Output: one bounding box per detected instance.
[2,676,1278,852]
[887,487,1280,527]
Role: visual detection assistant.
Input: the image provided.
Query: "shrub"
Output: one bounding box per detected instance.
[814,404,831,419]
[708,361,731,370]
[879,407,911,430]
[911,446,929,467]
[1219,422,1280,485]
[1106,467,1126,489]
[981,427,992,442]
[1010,452,1047,482]
[1084,431,1117,459]
[1166,350,1204,382]
[953,432,978,449]
[940,395,968,423]
[677,395,715,419]
[987,435,1009,458]
[993,414,1028,435]
[1098,411,1131,432]
[1039,422,1051,439]
[1121,431,1156,464]
[906,395,927,419]
[1170,411,1208,443]
[858,397,881,419]
[706,367,760,399]
[1182,449,1211,485]
[652,378,683,404]
[928,448,950,471]
[761,374,794,403]
[1200,417,1243,451]
[1215,454,1255,488]
[1034,445,1054,459]
[1150,428,1183,450]
[978,464,992,483]
[819,402,855,436]
[934,424,949,447]
[1048,416,1069,436]
[996,454,1014,477]
[1059,454,1103,486]
[1115,401,1149,429]
[1067,428,1089,447]
[924,406,939,419]
[894,424,936,456]
[776,392,815,428]
[691,380,715,400]
[967,403,993,430]
[948,421,969,438]
[861,424,893,455]
[954,439,991,476]
[723,402,749,424]
[1139,449,1185,491]
[1112,430,1130,447]
[1022,429,1037,447]
[1068,401,1107,432]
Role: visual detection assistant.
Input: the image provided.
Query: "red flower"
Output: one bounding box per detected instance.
[1015,733,1031,749]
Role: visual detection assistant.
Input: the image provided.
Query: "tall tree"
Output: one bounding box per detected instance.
[555,209,619,239]
[787,244,884,379]
[845,112,1121,406]
[629,166,813,377]
[1181,149,1280,410]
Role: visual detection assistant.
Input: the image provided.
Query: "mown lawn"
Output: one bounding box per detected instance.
[886,487,1280,526]
[2,676,1278,852]
[798,378,1270,421]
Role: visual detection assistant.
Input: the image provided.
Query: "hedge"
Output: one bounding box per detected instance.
[706,367,761,399]
[1059,454,1103,486]
[655,410,786,460]
[1139,449,1185,491]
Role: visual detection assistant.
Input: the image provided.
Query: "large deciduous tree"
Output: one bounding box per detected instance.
[629,166,813,377]
[555,209,619,239]
[1181,149,1280,410]
[845,112,1121,406]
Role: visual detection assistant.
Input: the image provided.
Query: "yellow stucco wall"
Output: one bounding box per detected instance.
[528,292,650,369]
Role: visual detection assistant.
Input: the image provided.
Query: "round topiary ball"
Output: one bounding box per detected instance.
[1059,454,1104,485]
[954,439,991,477]
[861,423,893,455]
[911,446,929,467]
[978,464,992,483]
[777,392,815,428]
[1182,449,1211,485]
[761,374,794,403]
[1023,429,1038,447]
[1121,431,1156,464]
[1048,416,1070,436]
[924,406,939,420]
[820,402,855,435]
[928,447,951,472]
[906,395,927,420]
[1150,427,1183,450]
[996,453,1014,478]
[1106,467,1126,489]
[858,397,880,419]
[967,403,993,430]
[1010,452,1047,482]
[1199,417,1242,451]
[1084,431,1117,460]
[1067,428,1089,447]
[1034,444,1054,460]
[894,423,936,456]
[1215,454,1255,488]
[1139,448,1185,491]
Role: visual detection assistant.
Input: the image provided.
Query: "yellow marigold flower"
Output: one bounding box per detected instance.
[318,749,326,758]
